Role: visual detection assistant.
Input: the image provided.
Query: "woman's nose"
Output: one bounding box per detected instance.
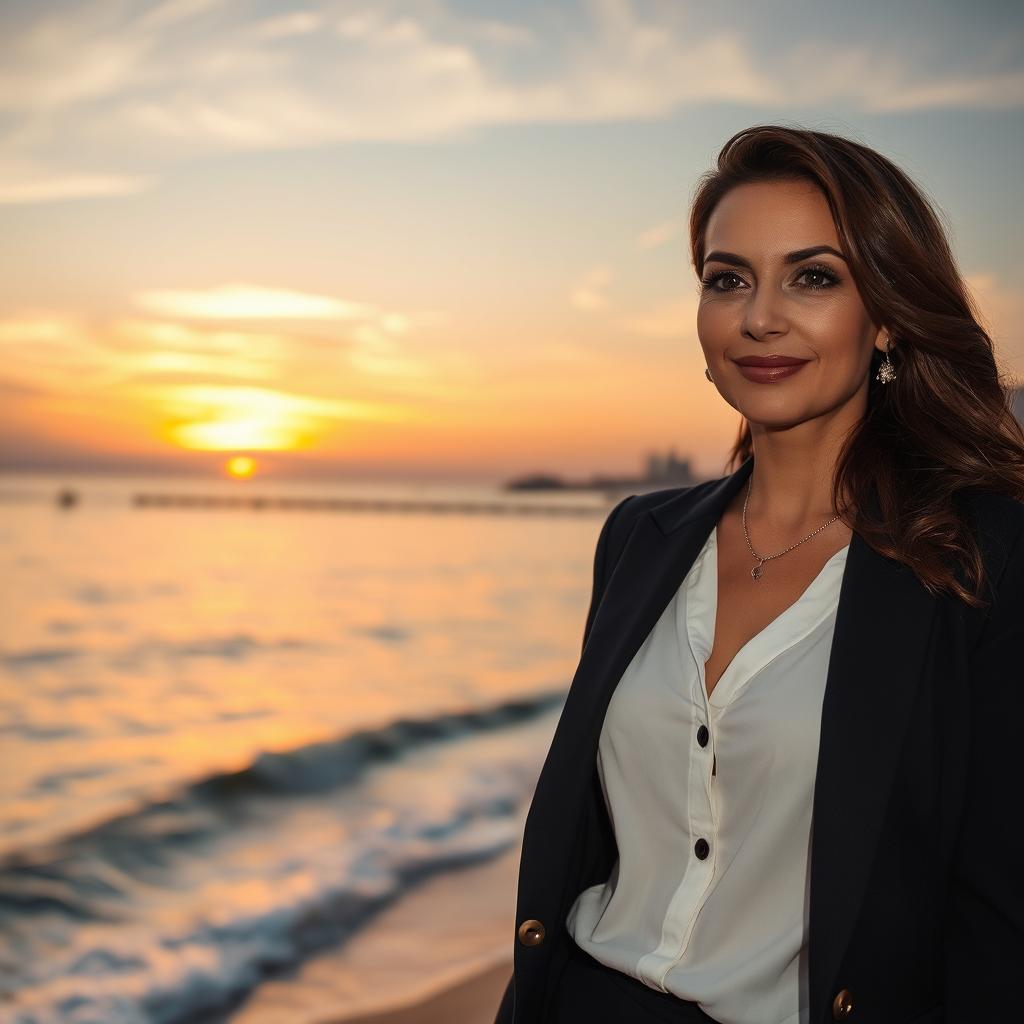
[740,284,789,341]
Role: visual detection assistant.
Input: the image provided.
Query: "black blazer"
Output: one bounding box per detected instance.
[494,454,1024,1024]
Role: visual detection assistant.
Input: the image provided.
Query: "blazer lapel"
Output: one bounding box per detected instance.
[550,454,937,1023]
[806,499,937,1022]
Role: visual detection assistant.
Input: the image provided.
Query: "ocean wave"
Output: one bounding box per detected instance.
[1,687,564,877]
[0,692,561,1023]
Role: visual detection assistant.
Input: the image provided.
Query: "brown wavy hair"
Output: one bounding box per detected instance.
[689,124,1024,609]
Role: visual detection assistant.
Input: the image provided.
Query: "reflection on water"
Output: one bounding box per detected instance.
[0,473,611,1023]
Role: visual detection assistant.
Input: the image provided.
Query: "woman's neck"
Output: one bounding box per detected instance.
[735,443,848,538]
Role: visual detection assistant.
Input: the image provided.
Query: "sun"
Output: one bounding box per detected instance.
[225,456,257,479]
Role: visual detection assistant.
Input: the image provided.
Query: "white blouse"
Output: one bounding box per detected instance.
[565,522,851,1024]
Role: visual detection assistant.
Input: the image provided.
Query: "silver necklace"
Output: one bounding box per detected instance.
[741,475,841,580]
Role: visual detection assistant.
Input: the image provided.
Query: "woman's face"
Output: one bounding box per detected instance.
[697,179,887,432]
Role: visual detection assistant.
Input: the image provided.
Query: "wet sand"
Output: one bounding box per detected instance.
[323,959,511,1024]
[232,842,522,1024]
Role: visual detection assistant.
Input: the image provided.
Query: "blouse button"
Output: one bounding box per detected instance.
[697,725,709,747]
[694,837,710,859]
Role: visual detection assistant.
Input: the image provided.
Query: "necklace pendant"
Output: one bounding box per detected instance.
[751,561,764,580]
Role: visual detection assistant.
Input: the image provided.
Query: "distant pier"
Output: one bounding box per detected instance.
[129,492,615,517]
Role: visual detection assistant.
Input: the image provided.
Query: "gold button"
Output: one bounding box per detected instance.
[517,918,546,946]
[831,987,854,1019]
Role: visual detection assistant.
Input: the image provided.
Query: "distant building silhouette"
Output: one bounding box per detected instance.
[644,447,695,486]
[506,446,698,493]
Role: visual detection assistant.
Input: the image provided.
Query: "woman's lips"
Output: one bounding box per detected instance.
[733,360,810,382]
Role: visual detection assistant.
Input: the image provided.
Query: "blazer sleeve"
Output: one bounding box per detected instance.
[581,493,637,655]
[492,492,637,1024]
[943,509,1024,1020]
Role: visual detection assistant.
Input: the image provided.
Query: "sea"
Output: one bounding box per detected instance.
[0,472,619,1024]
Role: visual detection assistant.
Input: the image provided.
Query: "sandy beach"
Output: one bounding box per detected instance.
[232,841,524,1024]
[323,959,511,1024]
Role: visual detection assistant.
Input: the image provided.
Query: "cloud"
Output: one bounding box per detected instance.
[143,382,410,451]
[0,304,477,456]
[134,284,376,321]
[136,0,228,33]
[463,18,535,47]
[864,68,1024,113]
[570,266,614,311]
[128,283,448,381]
[0,0,1020,204]
[0,313,121,392]
[111,318,288,356]
[0,311,288,393]
[152,380,407,419]
[106,319,290,382]
[0,166,154,204]
[637,220,682,251]
[0,287,453,401]
[0,314,82,344]
[773,40,1024,114]
[249,11,323,41]
[618,294,700,340]
[0,375,45,397]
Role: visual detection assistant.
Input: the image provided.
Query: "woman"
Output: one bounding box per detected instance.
[492,125,1024,1024]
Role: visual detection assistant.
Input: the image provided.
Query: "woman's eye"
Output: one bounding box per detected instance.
[700,271,743,292]
[795,265,840,290]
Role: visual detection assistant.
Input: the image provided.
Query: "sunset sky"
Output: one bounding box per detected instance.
[1,0,1021,482]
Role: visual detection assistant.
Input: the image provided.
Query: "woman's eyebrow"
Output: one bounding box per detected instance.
[703,244,847,270]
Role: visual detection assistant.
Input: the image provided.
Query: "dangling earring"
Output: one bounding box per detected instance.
[705,367,713,382]
[876,336,896,384]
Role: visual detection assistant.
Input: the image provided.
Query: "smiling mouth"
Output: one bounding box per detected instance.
[733,359,810,383]
[733,356,810,367]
